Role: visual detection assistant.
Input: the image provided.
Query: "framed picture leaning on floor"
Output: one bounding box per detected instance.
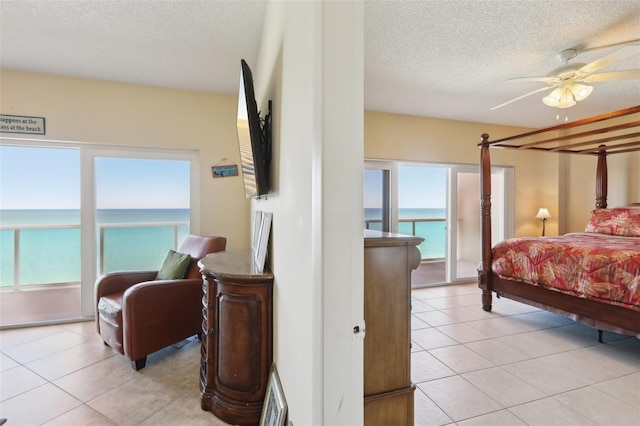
[259,363,287,426]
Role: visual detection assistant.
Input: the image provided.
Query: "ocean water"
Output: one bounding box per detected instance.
[0,209,189,287]
[2,207,444,287]
[365,208,446,259]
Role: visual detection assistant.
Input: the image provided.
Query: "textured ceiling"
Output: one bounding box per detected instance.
[1,0,639,128]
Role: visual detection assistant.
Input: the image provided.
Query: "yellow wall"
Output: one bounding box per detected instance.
[563,152,640,232]
[0,69,250,247]
[364,110,560,237]
[364,110,640,235]
[3,70,636,243]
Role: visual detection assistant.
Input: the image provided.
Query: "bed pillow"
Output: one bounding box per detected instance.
[584,207,640,237]
[155,250,191,280]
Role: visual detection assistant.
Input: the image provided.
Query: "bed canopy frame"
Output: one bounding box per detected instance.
[478,105,640,338]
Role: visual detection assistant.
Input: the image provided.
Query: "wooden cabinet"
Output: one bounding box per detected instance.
[198,249,273,426]
[364,230,423,426]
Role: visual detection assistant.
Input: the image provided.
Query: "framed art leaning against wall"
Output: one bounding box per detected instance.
[259,363,287,426]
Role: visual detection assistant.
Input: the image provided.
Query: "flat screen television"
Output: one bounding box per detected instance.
[237,59,271,199]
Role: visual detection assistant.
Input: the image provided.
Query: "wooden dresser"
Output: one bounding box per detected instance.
[364,229,423,426]
[198,249,273,425]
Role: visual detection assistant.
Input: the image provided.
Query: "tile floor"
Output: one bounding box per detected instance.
[0,283,638,425]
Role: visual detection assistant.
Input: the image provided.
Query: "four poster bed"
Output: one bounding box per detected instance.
[478,106,640,341]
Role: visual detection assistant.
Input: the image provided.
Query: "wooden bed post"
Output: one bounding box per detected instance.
[596,145,608,209]
[479,133,493,311]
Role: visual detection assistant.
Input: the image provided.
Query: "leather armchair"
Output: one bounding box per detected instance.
[95,234,226,370]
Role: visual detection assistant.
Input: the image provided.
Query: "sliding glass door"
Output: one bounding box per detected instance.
[1,140,198,327]
[364,160,513,287]
[0,145,82,325]
[95,156,191,274]
[363,166,392,232]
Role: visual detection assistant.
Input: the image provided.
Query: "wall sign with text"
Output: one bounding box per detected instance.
[0,114,46,135]
[212,164,239,178]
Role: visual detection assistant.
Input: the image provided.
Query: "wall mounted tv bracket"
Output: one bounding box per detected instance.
[259,100,273,167]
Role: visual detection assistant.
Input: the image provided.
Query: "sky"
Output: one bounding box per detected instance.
[0,146,190,210]
[364,165,446,209]
[2,145,444,211]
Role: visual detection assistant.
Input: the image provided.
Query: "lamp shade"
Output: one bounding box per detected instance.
[571,83,593,101]
[535,208,551,220]
[542,83,592,109]
[542,87,563,107]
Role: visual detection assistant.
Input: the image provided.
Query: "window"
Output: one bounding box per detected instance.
[0,140,198,326]
[364,160,513,286]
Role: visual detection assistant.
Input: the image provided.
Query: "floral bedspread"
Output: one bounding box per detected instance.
[492,233,640,311]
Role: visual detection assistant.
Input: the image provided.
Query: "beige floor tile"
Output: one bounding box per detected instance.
[87,374,178,426]
[0,353,19,372]
[412,299,438,313]
[464,338,531,365]
[537,351,621,385]
[2,285,639,426]
[138,341,202,396]
[421,297,463,310]
[0,383,82,425]
[606,337,640,360]
[554,387,640,426]
[429,344,494,374]
[436,322,492,344]
[510,310,575,330]
[25,339,116,381]
[139,395,231,426]
[0,324,66,350]
[411,351,456,384]
[412,327,458,350]
[508,396,599,426]
[0,365,47,402]
[457,409,528,426]
[468,316,540,339]
[462,366,546,407]
[53,355,139,402]
[488,300,541,316]
[427,284,477,297]
[440,306,495,322]
[414,310,459,327]
[447,293,483,307]
[411,315,430,330]
[2,330,88,364]
[502,359,587,395]
[60,319,99,337]
[544,323,603,347]
[418,375,502,422]
[42,404,117,426]
[414,388,453,426]
[411,287,442,300]
[496,328,586,358]
[571,345,640,375]
[593,372,640,408]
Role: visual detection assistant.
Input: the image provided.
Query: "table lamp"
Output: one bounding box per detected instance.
[535,208,551,236]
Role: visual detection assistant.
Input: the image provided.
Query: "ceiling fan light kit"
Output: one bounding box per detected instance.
[491,44,640,111]
[542,83,593,108]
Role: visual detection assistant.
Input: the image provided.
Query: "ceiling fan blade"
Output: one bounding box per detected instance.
[507,76,557,83]
[490,86,554,111]
[578,44,640,74]
[583,69,640,82]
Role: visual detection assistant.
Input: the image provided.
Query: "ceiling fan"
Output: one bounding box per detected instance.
[491,44,640,110]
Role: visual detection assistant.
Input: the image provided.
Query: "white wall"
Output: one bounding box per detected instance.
[251,1,364,424]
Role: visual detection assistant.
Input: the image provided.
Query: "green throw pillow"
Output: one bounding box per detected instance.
[156,250,191,280]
